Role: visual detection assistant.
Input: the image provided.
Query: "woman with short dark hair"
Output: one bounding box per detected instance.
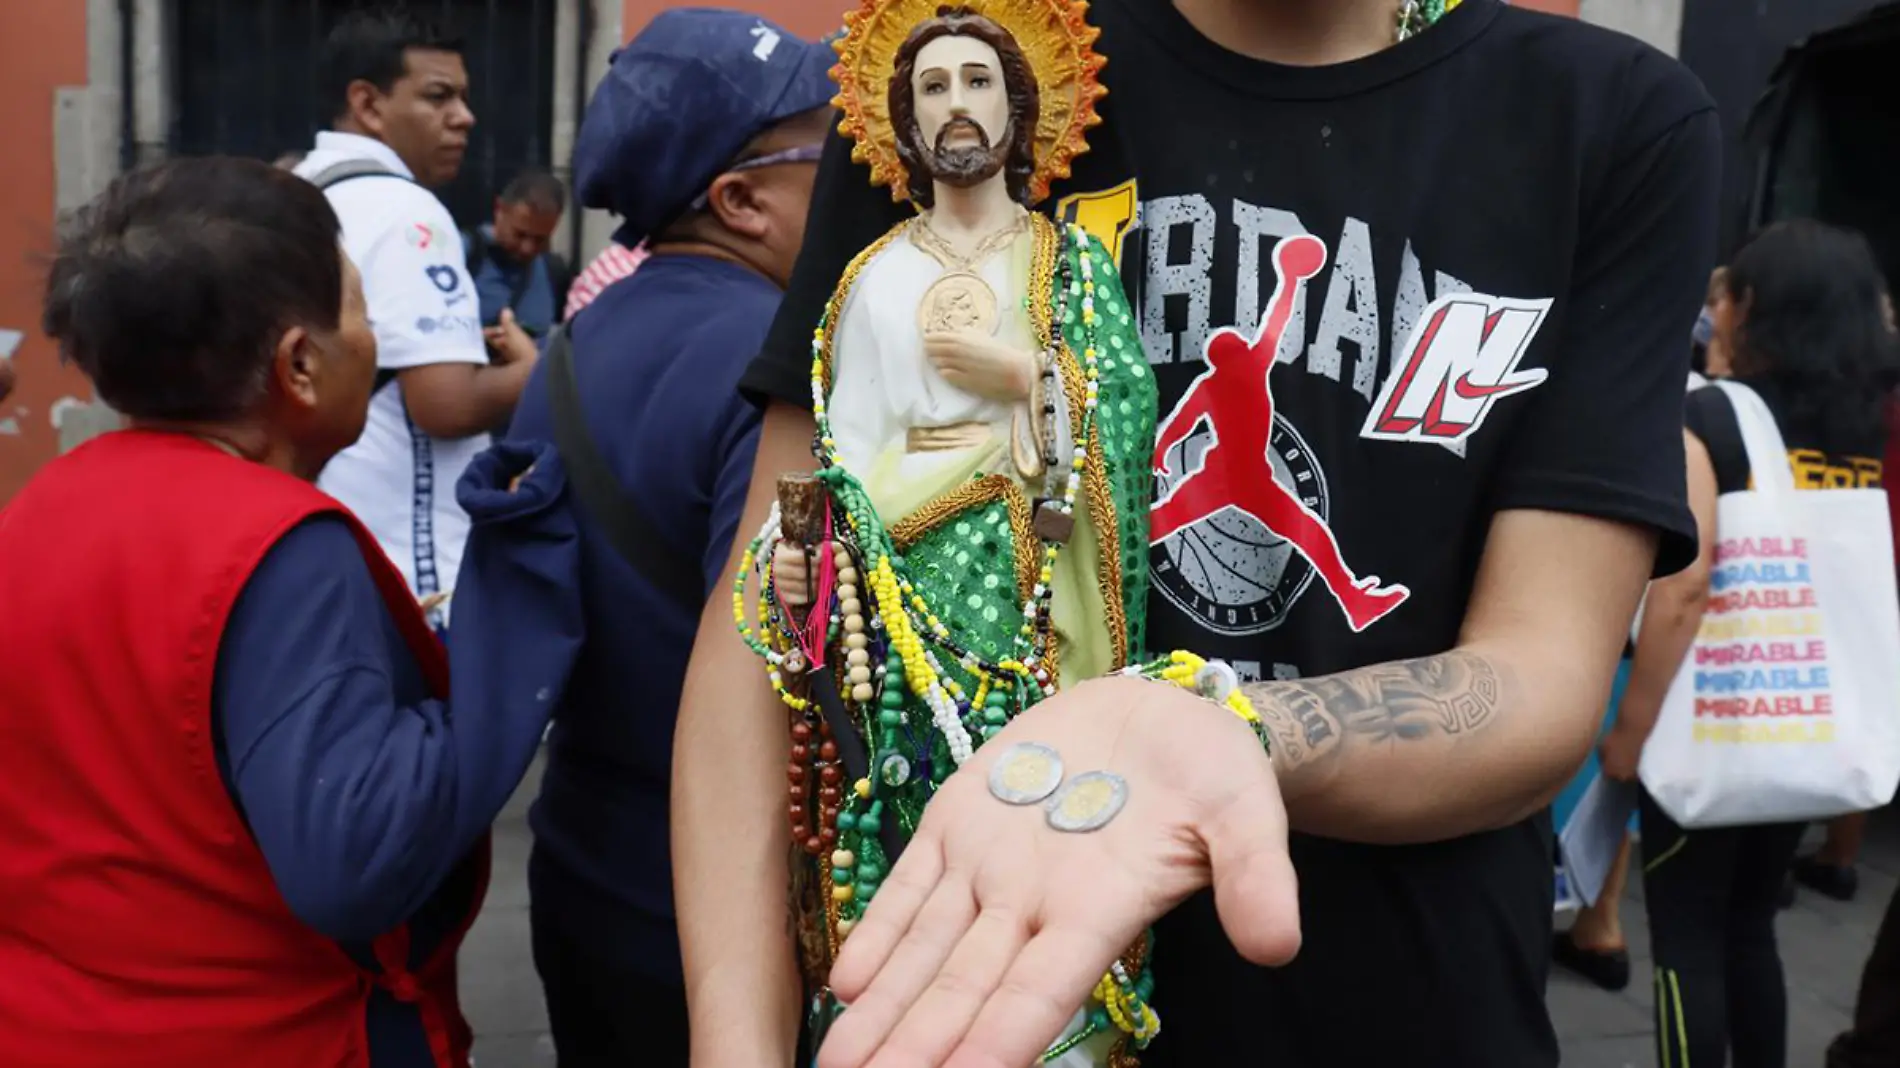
[1598,218,1900,1068]
[0,156,575,1068]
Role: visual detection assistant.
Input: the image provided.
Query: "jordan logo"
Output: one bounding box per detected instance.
[1150,235,1411,633]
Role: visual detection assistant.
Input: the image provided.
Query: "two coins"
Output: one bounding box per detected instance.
[986,741,1128,834]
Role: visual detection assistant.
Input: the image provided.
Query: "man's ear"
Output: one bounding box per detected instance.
[706,173,769,240]
[345,80,385,137]
[275,325,320,411]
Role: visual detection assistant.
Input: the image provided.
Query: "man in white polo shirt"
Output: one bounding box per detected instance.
[296,8,538,627]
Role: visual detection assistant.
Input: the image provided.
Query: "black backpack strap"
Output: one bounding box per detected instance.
[306,158,411,190]
[547,252,575,321]
[546,324,705,612]
[506,257,537,319]
[463,225,488,278]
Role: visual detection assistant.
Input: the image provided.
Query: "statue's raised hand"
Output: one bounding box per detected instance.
[923,331,1036,402]
[817,675,1303,1068]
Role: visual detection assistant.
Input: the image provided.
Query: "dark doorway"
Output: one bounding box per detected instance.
[1679,0,1892,254]
[1745,3,1900,293]
[169,0,559,227]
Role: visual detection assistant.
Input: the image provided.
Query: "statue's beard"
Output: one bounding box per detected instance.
[925,118,1007,190]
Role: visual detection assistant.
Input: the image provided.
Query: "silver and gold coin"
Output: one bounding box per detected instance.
[1044,771,1128,833]
[987,742,1064,806]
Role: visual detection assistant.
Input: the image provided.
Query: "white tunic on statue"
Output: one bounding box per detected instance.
[828,229,1073,511]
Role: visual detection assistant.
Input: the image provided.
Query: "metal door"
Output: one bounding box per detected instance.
[169,0,558,227]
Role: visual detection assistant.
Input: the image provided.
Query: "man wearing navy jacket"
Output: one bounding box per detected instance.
[496,10,834,1065]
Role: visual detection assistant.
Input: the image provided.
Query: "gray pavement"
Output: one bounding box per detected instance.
[462,757,1892,1067]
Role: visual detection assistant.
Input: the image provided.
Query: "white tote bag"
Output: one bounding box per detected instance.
[1630,372,1712,645]
[1639,380,1900,828]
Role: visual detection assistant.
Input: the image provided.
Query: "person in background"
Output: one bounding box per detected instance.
[1831,880,1900,1067]
[563,239,650,320]
[492,10,833,1066]
[1597,219,1900,1068]
[295,8,536,628]
[1555,300,1727,989]
[1786,291,1896,907]
[466,168,572,339]
[1824,286,1900,1067]
[1693,266,1733,382]
[0,156,574,1068]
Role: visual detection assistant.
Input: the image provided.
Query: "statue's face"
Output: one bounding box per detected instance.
[910,34,1010,190]
[912,35,1008,150]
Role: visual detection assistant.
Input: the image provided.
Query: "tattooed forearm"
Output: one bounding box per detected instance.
[1244,651,1507,774]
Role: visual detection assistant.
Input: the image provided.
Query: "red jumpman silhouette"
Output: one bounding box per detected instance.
[1150,234,1411,634]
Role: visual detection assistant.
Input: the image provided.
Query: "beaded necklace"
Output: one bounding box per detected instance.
[735,218,1162,1058]
[731,0,1470,843]
[806,216,1100,768]
[1396,0,1460,42]
[734,8,1460,1041]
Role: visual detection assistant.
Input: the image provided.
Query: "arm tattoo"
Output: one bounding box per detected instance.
[1243,651,1505,772]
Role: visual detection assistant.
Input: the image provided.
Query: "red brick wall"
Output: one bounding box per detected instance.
[622,0,845,39]
[0,1,91,501]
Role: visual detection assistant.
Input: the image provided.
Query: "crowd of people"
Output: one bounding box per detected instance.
[0,1,1896,1067]
[1550,224,1900,1068]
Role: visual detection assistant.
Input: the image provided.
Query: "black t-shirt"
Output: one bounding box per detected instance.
[745,2,1718,1064]
[1686,379,1887,495]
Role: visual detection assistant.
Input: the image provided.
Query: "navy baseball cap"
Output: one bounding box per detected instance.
[574,8,838,247]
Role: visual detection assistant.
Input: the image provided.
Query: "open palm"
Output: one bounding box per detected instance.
[818,675,1303,1068]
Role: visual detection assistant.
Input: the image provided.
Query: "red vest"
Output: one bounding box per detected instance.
[0,430,488,1067]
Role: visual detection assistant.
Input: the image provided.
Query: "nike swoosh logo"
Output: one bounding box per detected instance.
[1452,373,1540,401]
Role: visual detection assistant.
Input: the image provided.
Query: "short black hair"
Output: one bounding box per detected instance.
[41,157,345,423]
[320,8,465,122]
[500,169,567,215]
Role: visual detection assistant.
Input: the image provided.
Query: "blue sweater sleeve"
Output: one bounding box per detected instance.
[213,443,581,943]
[214,516,461,942]
[702,405,763,599]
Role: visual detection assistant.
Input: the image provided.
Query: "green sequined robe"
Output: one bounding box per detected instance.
[818,212,1156,698]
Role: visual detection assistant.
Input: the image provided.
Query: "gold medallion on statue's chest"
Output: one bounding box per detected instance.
[917,270,1000,337]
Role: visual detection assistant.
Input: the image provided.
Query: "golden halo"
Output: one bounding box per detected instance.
[829,0,1106,206]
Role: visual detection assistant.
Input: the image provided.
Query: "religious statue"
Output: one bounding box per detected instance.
[731,3,1200,1063]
